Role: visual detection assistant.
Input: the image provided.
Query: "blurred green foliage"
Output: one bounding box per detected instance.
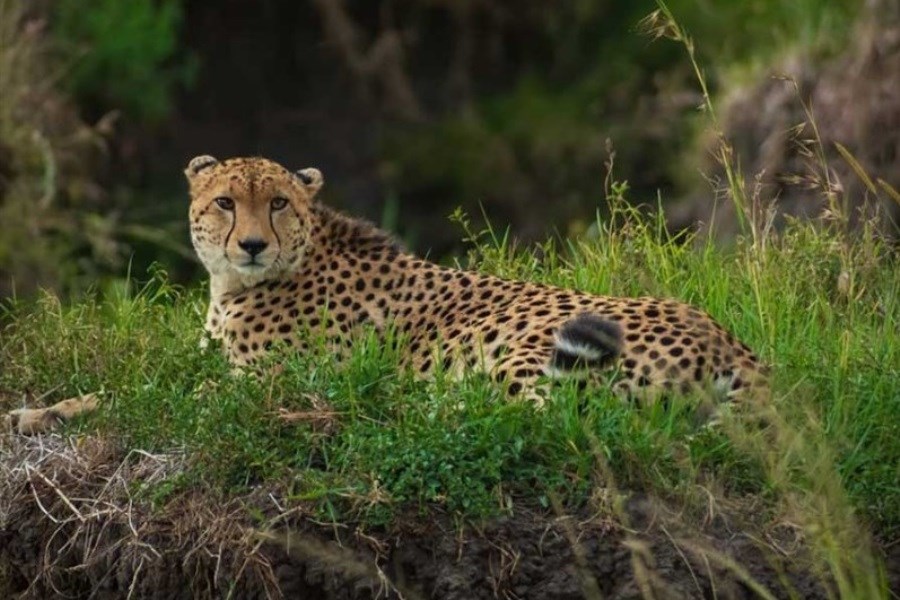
[383,0,862,239]
[667,0,861,61]
[52,0,195,121]
[0,0,870,296]
[0,0,121,297]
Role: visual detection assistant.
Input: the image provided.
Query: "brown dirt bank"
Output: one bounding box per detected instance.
[0,435,891,599]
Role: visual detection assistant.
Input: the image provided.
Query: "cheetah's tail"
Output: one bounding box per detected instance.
[549,314,623,374]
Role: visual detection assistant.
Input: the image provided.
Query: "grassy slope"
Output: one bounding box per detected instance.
[2,201,897,555]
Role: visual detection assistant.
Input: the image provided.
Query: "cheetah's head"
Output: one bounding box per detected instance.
[185,155,323,287]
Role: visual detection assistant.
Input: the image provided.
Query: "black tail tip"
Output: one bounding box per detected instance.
[551,313,623,371]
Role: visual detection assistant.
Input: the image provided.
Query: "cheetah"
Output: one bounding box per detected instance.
[5,155,766,434]
[190,155,766,402]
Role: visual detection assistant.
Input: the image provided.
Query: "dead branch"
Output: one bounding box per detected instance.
[310,0,424,121]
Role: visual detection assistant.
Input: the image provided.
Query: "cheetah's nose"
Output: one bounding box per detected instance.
[238,238,268,257]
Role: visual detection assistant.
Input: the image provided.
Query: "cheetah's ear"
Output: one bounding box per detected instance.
[295,167,324,198]
[185,155,219,178]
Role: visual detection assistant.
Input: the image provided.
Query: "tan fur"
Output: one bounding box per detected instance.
[5,394,99,435]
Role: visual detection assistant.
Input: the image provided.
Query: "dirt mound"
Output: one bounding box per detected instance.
[0,435,874,599]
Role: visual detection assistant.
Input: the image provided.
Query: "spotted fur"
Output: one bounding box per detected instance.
[187,155,768,404]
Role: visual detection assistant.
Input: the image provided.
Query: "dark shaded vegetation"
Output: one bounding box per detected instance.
[0,0,115,297]
[3,0,894,296]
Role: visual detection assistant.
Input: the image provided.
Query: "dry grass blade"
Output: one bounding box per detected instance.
[834,142,878,196]
[877,178,900,208]
[255,529,420,600]
[274,393,340,434]
[24,464,85,522]
[677,538,779,600]
[550,496,603,600]
[0,435,288,598]
[638,9,683,43]
[275,407,339,424]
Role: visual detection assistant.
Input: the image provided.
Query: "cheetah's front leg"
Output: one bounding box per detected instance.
[5,393,100,435]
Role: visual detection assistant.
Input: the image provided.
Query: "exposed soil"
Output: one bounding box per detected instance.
[1,435,893,599]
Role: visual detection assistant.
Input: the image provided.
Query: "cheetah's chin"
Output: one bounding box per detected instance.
[234,262,269,274]
[230,262,278,284]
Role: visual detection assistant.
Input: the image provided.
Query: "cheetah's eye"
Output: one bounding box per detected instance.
[214,197,234,211]
[271,197,289,211]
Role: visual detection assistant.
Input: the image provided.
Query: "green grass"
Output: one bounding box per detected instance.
[1,205,896,532]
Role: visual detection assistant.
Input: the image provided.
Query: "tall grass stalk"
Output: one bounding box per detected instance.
[640,2,893,597]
